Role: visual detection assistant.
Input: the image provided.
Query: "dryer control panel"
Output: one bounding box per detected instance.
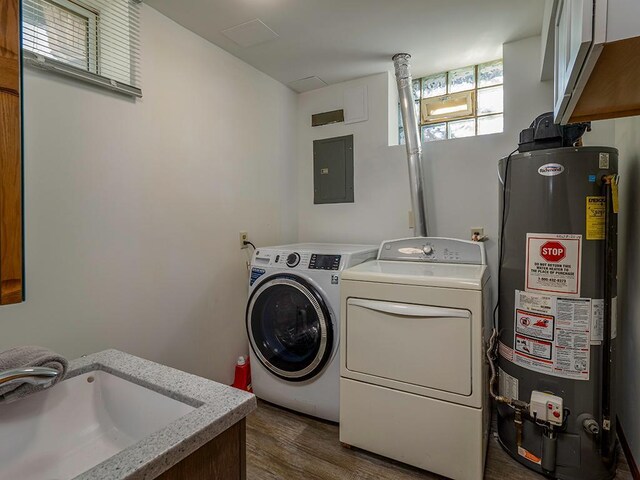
[378,237,486,265]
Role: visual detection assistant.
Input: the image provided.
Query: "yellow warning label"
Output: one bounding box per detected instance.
[612,179,619,214]
[586,196,606,240]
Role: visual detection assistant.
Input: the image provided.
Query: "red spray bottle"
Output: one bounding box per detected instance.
[231,355,252,392]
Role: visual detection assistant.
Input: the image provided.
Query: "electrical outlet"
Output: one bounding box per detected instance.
[471,227,484,238]
[239,231,249,249]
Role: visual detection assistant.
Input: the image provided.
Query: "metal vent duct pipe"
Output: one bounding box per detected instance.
[393,53,428,237]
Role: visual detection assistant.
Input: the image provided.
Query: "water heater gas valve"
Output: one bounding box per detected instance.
[529,391,563,426]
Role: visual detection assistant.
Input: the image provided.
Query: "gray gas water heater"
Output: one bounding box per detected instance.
[493,113,619,479]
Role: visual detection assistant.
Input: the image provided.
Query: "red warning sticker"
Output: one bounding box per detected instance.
[515,334,552,360]
[515,309,554,341]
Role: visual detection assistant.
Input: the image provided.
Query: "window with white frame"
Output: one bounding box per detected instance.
[22,0,142,97]
[399,59,504,144]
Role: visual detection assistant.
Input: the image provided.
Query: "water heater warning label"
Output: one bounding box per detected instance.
[513,291,590,381]
[586,196,606,240]
[515,334,552,359]
[498,367,519,401]
[516,309,554,340]
[590,297,618,344]
[525,233,582,296]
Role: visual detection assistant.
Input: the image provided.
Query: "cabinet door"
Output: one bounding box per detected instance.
[0,0,24,305]
[554,0,594,123]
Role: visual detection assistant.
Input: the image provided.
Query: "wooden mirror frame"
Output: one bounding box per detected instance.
[0,0,24,305]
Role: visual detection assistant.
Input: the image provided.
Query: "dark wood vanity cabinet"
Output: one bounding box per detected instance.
[0,0,24,305]
[156,420,247,480]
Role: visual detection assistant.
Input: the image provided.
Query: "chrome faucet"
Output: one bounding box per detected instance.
[0,367,60,390]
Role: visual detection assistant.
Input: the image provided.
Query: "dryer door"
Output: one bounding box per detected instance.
[247,274,334,382]
[345,298,472,395]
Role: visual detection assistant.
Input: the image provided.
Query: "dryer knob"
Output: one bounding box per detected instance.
[423,245,434,255]
[286,252,301,267]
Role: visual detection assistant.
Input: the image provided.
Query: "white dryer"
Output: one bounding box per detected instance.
[339,237,491,480]
[247,243,376,422]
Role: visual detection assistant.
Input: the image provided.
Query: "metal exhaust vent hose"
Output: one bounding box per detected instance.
[393,53,428,237]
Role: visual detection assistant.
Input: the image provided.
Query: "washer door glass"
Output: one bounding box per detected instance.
[248,275,333,382]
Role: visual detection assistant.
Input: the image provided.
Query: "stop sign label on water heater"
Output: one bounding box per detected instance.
[526,234,582,296]
[540,241,566,262]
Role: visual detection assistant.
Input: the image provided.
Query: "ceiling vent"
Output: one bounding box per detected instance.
[288,76,328,93]
[221,19,279,47]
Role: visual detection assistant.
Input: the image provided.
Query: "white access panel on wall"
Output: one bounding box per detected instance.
[343,85,368,124]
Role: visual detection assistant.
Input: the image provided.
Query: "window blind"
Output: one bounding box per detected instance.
[22,0,142,97]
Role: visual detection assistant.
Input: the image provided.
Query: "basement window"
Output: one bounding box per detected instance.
[22,0,142,97]
[399,59,503,144]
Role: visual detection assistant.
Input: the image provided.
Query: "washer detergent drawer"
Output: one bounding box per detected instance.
[345,298,472,395]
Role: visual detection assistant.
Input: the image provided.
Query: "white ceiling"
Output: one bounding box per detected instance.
[145,0,546,92]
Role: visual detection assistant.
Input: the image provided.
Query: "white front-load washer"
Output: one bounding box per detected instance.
[246,243,377,422]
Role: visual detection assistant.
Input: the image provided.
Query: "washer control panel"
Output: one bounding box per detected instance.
[378,237,486,265]
[253,250,342,270]
[308,254,341,270]
[286,252,301,267]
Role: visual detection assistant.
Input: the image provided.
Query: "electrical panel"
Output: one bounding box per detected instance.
[313,135,354,204]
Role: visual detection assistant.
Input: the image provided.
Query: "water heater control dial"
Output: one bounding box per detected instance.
[286,252,301,268]
[422,245,434,256]
[530,391,564,426]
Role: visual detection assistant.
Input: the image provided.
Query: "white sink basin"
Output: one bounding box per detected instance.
[0,371,195,480]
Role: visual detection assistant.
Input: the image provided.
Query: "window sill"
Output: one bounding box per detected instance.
[23,52,142,98]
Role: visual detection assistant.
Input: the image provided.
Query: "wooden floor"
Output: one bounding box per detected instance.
[246,400,633,480]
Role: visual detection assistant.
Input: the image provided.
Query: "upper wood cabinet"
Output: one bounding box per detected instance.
[0,0,24,305]
[551,0,640,124]
[553,0,593,123]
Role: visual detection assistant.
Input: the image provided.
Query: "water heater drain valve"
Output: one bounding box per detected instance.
[529,391,564,426]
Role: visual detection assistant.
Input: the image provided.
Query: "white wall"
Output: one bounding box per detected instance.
[297,70,412,244]
[613,115,640,465]
[297,37,558,296]
[0,5,297,384]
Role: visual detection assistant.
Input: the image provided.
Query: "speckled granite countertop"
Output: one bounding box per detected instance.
[66,349,256,480]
